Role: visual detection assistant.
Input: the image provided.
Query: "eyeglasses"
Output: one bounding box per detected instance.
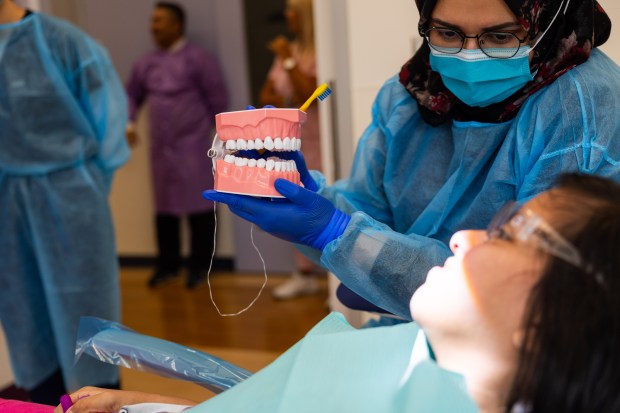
[424,27,528,59]
[487,201,583,268]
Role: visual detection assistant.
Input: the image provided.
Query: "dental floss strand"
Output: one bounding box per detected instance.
[207,134,269,317]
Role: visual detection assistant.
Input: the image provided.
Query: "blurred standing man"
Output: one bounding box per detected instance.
[0,0,129,405]
[126,2,229,289]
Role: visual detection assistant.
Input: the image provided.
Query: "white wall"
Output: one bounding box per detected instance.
[599,0,619,63]
[315,0,420,180]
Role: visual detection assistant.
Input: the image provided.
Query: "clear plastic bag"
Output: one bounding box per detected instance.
[75,317,252,394]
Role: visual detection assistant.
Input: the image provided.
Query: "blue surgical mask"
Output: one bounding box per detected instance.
[429,47,534,107]
[428,0,570,108]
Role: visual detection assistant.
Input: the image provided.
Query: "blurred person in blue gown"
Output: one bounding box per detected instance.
[0,0,129,405]
[204,0,620,319]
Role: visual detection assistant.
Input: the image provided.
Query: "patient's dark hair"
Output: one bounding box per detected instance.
[507,174,620,413]
[156,2,186,33]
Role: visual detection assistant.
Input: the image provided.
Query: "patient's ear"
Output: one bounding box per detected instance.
[512,326,537,352]
[512,329,525,349]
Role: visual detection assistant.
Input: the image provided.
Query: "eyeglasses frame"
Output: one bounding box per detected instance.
[423,26,529,59]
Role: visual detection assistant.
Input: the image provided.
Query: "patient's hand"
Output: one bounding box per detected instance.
[53,386,197,413]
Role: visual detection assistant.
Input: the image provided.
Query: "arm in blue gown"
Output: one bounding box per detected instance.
[303,51,620,320]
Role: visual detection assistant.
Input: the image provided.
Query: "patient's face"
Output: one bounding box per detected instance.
[410,194,556,344]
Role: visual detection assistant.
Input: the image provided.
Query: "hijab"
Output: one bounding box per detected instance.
[399,0,611,125]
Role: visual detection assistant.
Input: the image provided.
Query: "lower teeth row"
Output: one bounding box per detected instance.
[223,155,298,172]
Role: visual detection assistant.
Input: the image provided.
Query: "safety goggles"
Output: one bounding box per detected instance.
[487,201,583,269]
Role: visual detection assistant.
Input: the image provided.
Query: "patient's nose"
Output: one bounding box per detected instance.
[449,230,487,256]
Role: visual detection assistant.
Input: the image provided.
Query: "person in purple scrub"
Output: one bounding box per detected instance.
[126,2,229,289]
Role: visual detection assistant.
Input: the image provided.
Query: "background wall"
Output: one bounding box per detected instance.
[599,0,619,62]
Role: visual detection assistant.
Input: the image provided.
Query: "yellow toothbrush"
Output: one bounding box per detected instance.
[299,83,332,112]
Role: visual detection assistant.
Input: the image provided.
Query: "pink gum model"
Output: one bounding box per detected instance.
[213,108,307,198]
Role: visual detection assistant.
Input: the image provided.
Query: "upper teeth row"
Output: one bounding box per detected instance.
[225,137,301,151]
[224,155,298,172]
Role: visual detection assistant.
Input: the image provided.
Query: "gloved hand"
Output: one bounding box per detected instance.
[280,150,318,192]
[203,179,350,251]
[235,150,318,192]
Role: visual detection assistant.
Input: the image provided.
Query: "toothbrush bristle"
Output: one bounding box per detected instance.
[317,87,332,101]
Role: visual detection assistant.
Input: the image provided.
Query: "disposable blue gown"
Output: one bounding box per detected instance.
[0,13,130,390]
[305,50,620,319]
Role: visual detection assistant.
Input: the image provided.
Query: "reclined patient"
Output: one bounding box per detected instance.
[52,174,620,413]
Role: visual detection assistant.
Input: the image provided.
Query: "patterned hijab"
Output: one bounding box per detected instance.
[399,0,611,125]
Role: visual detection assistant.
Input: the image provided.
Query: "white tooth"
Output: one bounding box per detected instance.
[289,160,296,171]
[274,137,283,150]
[257,158,266,168]
[283,137,292,151]
[226,140,237,150]
[234,157,244,166]
[266,159,275,171]
[248,159,257,167]
[291,138,297,151]
[254,138,264,150]
[296,139,302,151]
[236,139,247,150]
[247,140,255,150]
[224,154,235,164]
[264,136,274,150]
[242,158,249,166]
[285,162,291,172]
[275,161,282,172]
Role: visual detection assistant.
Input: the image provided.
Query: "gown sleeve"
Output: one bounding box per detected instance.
[313,83,452,320]
[126,59,147,123]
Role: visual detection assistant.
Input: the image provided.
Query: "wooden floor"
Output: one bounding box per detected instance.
[119,267,330,402]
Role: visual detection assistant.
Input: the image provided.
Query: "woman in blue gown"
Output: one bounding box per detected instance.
[204,0,620,319]
[0,0,130,404]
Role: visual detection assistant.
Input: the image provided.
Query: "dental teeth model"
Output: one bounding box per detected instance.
[209,108,307,198]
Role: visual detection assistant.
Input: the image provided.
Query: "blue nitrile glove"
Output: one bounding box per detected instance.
[236,150,318,192]
[281,151,318,192]
[203,179,349,250]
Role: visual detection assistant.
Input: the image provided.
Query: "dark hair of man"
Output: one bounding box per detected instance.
[156,1,186,34]
[507,173,620,413]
